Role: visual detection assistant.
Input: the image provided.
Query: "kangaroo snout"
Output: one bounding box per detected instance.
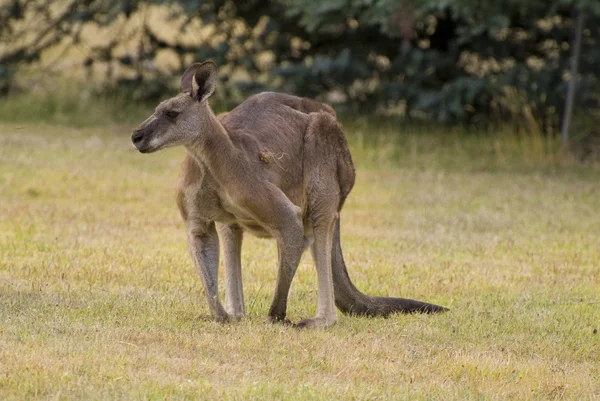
[131,113,160,152]
[131,129,148,152]
[131,130,144,144]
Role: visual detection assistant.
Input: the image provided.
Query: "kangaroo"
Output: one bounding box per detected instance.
[131,61,447,328]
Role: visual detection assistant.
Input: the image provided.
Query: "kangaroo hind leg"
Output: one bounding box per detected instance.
[296,214,338,329]
[296,111,348,328]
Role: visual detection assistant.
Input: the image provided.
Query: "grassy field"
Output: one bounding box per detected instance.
[1,103,599,400]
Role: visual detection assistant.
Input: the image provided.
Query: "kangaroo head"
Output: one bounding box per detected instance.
[131,61,218,153]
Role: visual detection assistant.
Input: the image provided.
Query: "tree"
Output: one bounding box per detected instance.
[1,0,599,132]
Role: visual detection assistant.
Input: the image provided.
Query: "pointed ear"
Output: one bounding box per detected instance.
[180,62,202,93]
[191,61,217,102]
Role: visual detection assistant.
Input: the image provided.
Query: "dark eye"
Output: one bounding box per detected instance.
[166,111,179,119]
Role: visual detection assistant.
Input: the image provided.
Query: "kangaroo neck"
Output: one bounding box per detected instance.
[185,106,241,183]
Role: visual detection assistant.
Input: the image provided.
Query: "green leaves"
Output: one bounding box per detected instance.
[1,0,598,131]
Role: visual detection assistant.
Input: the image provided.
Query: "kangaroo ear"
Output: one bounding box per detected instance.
[191,61,217,102]
[180,62,202,93]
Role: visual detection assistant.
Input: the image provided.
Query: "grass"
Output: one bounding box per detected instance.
[1,96,599,400]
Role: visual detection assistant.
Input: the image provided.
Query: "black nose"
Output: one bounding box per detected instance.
[132,131,144,144]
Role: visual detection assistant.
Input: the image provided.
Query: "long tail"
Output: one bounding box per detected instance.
[332,218,449,316]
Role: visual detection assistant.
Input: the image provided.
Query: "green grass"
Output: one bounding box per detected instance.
[1,100,599,400]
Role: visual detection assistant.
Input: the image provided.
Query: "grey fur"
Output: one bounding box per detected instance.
[131,62,448,328]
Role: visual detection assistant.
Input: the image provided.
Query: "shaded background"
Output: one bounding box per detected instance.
[1,0,599,141]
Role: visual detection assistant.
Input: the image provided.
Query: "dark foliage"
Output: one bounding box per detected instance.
[1,0,599,131]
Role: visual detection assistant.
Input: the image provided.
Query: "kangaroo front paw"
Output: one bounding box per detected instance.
[294,316,337,329]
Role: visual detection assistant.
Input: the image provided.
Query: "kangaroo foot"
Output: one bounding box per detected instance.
[294,316,337,329]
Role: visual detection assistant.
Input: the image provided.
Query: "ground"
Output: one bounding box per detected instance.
[0,118,599,400]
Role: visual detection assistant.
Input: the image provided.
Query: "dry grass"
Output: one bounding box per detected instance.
[1,117,599,400]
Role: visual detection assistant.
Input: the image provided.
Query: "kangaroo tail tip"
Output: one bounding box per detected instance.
[419,303,450,314]
[385,297,449,315]
[337,296,449,317]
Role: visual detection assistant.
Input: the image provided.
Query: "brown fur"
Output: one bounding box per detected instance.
[132,61,447,328]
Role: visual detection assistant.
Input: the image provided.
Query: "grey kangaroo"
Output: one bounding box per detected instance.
[131,61,447,328]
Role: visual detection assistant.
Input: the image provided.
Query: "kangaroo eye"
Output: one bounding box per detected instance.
[166,111,179,119]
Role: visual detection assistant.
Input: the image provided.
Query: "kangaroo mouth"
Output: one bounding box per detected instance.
[133,144,152,153]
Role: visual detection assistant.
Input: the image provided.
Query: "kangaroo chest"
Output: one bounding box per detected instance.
[219,190,273,238]
[182,148,306,238]
[186,171,273,238]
